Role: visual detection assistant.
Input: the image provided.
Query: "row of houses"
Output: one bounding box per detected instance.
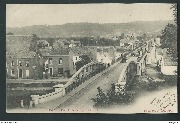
[6,35,120,79]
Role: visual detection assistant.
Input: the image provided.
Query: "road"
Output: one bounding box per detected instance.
[57,61,127,110]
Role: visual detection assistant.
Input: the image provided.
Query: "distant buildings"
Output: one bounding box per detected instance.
[121,38,135,49]
[69,40,81,48]
[37,40,50,48]
[6,34,146,80]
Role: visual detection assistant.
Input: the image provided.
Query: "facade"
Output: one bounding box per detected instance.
[160,49,177,76]
[42,50,79,78]
[96,46,116,65]
[6,35,43,79]
[43,55,75,78]
[6,56,43,79]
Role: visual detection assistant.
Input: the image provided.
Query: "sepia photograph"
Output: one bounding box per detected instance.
[6,3,178,113]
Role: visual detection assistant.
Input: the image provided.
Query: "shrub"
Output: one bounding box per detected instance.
[91,84,135,107]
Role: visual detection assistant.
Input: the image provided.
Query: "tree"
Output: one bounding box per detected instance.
[171,4,177,24]
[46,37,55,46]
[75,55,91,71]
[120,33,125,39]
[37,42,44,48]
[160,4,177,59]
[30,34,39,52]
[161,23,177,49]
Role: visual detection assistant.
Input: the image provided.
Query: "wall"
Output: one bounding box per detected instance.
[31,88,65,104]
[155,38,161,46]
[38,89,64,103]
[161,66,177,75]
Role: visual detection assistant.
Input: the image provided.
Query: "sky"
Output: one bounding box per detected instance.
[6,3,174,28]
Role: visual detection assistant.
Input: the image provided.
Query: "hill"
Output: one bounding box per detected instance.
[6,20,173,38]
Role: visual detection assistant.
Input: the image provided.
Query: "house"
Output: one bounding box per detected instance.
[96,46,116,66]
[6,35,43,79]
[119,38,135,50]
[37,40,49,48]
[160,49,177,76]
[42,48,79,78]
[69,40,81,48]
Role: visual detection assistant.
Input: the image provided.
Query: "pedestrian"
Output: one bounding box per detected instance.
[20,100,24,108]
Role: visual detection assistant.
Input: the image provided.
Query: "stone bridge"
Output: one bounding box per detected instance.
[115,39,155,92]
[31,39,155,105]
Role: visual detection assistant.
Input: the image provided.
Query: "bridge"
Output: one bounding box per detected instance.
[31,39,155,109]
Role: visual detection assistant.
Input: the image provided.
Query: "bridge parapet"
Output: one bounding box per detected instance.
[115,57,138,92]
[31,61,107,105]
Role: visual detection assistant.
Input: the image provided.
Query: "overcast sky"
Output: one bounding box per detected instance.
[6,3,174,28]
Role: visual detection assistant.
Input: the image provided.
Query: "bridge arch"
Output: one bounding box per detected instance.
[115,57,138,92]
[115,53,149,92]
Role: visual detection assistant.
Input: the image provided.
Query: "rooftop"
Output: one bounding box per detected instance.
[6,35,36,58]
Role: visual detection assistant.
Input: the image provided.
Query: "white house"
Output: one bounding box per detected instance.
[160,56,177,75]
[96,46,116,66]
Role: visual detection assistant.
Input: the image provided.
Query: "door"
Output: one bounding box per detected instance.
[49,68,53,76]
[26,70,29,77]
[19,69,23,78]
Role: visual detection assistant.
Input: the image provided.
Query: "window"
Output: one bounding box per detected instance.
[59,58,62,64]
[49,58,52,65]
[11,69,15,76]
[26,70,29,77]
[19,61,22,66]
[76,57,78,60]
[97,49,101,52]
[25,60,29,67]
[11,61,14,66]
[104,49,108,53]
[101,59,103,62]
[58,68,63,74]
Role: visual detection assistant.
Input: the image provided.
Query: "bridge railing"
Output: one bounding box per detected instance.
[32,61,107,105]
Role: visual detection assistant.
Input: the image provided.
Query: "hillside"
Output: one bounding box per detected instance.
[6,20,173,38]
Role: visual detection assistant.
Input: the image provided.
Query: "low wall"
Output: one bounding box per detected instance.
[31,88,65,104]
[161,66,177,75]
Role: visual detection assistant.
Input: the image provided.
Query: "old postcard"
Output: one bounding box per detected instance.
[6,3,178,113]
